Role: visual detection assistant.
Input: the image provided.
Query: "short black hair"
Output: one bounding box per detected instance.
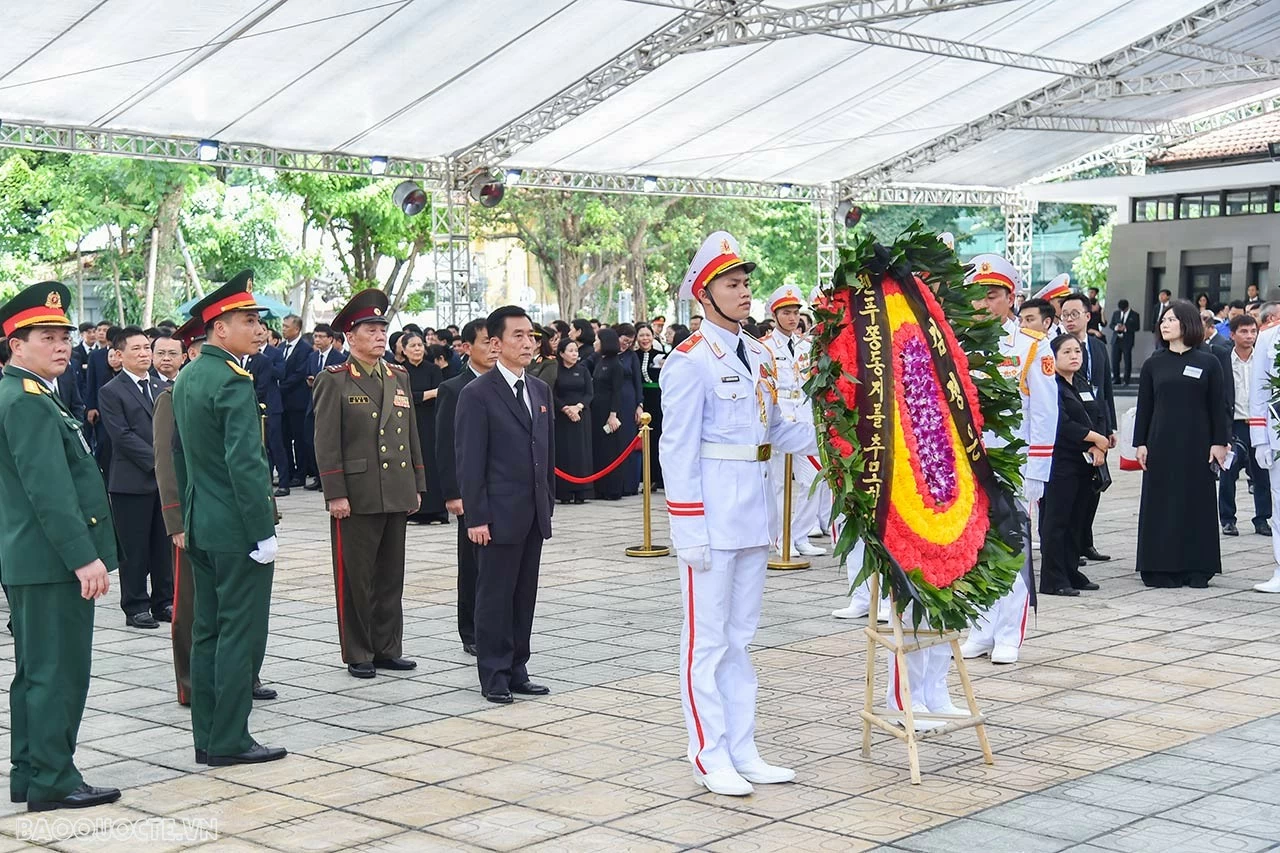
[1117,299,1130,310]
[437,328,454,346]
[1229,299,1247,310]
[486,305,530,340]
[1230,313,1258,333]
[614,322,636,339]
[1159,298,1205,349]
[1019,298,1054,321]
[460,318,486,345]
[157,319,178,330]
[446,324,460,334]
[427,344,450,363]
[313,323,335,337]
[1158,289,1172,298]
[78,322,95,333]
[0,337,9,364]
[150,330,176,349]
[571,318,595,347]
[652,315,666,323]
[113,325,146,350]
[95,320,112,329]
[1049,333,1080,355]
[1060,292,1091,314]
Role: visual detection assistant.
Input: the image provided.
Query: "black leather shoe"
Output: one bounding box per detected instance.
[1083,548,1111,561]
[1076,582,1101,591]
[1043,587,1080,597]
[194,748,207,764]
[1255,523,1272,537]
[463,643,477,657]
[1078,557,1088,567]
[303,478,322,491]
[126,612,159,629]
[348,662,376,679]
[274,486,291,497]
[206,743,287,766]
[252,685,278,701]
[373,657,417,671]
[484,690,514,705]
[28,783,121,812]
[511,682,550,696]
[1223,523,1239,536]
[288,479,305,488]
[153,607,174,623]
[11,790,25,803]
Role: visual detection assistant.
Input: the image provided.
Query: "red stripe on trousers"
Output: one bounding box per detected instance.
[685,564,708,775]
[1018,595,1029,645]
[334,519,347,654]
[173,543,185,705]
[893,658,904,712]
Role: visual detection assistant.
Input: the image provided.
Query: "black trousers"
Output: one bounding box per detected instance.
[265,413,287,485]
[110,491,174,618]
[1111,337,1134,385]
[475,521,542,695]
[1079,487,1100,553]
[1039,469,1093,593]
[303,410,319,479]
[1219,420,1272,526]
[456,513,478,646]
[282,407,307,485]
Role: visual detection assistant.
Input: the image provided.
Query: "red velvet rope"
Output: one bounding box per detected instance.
[555,434,642,483]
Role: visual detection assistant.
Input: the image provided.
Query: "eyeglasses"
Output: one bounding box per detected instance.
[1060,311,1087,321]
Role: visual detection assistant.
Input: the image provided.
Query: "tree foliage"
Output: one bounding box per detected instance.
[1072,218,1114,296]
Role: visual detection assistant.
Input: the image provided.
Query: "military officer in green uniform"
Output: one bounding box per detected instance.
[156,318,278,706]
[0,281,121,811]
[171,271,286,766]
[313,289,426,678]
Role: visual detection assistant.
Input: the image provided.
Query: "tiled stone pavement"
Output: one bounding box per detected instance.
[2,446,1280,851]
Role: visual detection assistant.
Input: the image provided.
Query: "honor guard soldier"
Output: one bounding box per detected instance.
[961,254,1058,665]
[761,284,826,558]
[155,318,278,706]
[0,281,121,811]
[1249,313,1280,593]
[659,232,820,797]
[1034,274,1072,339]
[171,271,286,766]
[312,289,425,679]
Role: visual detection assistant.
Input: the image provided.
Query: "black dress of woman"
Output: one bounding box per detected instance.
[1133,347,1228,587]
[618,348,643,495]
[591,347,626,501]
[405,357,449,524]
[638,347,665,489]
[1039,375,1100,594]
[554,361,594,503]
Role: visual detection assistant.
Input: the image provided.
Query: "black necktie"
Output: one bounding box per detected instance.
[514,378,531,425]
[138,378,151,403]
[787,339,795,356]
[736,339,750,370]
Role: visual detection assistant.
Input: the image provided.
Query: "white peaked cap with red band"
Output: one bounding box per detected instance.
[938,232,955,251]
[1034,273,1072,302]
[767,283,805,314]
[965,253,1021,293]
[678,231,756,301]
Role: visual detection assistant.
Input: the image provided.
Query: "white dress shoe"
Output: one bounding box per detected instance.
[831,604,868,619]
[991,644,1019,664]
[808,526,825,538]
[792,540,827,557]
[929,699,966,717]
[896,703,945,731]
[735,760,796,784]
[959,639,992,659]
[694,768,754,796]
[1254,573,1280,593]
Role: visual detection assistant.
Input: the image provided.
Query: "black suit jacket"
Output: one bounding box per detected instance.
[1109,309,1139,344]
[85,347,113,413]
[55,372,85,423]
[1205,338,1235,421]
[247,349,284,415]
[456,368,555,544]
[279,337,314,412]
[436,367,477,504]
[1080,335,1117,434]
[98,370,166,494]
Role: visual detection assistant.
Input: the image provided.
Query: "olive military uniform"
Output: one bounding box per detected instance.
[152,386,195,705]
[171,337,277,758]
[313,356,426,665]
[0,283,118,808]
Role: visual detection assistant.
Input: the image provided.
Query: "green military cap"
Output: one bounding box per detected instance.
[187,269,267,326]
[332,288,390,333]
[0,281,75,337]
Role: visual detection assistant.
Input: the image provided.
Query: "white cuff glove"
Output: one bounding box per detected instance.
[1257,447,1274,471]
[249,535,278,565]
[678,546,712,573]
[1024,478,1045,506]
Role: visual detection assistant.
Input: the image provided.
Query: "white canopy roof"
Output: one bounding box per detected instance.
[3,0,1280,193]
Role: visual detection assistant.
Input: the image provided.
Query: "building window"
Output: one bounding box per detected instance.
[1226,188,1270,216]
[1134,196,1175,221]
[1251,262,1270,292]
[1179,193,1221,219]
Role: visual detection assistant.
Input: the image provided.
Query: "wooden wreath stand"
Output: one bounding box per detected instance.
[859,572,993,784]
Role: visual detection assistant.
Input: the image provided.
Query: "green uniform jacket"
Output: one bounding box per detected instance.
[171,344,275,551]
[0,365,117,584]
[312,359,426,514]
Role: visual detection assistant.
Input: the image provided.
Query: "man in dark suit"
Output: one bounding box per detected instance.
[303,323,347,491]
[71,322,94,398]
[1109,299,1139,386]
[246,326,289,497]
[85,324,121,465]
[278,314,313,489]
[457,306,555,705]
[98,326,173,629]
[1062,292,1116,564]
[54,358,85,423]
[436,318,496,657]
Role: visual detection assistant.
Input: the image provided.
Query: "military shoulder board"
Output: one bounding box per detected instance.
[675,333,703,354]
[325,364,348,373]
[226,360,251,378]
[386,362,406,373]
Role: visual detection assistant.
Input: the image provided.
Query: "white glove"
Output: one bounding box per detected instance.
[249,535,278,565]
[1257,447,1274,471]
[1024,478,1045,506]
[678,546,713,573]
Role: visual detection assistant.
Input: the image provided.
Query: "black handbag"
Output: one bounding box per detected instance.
[1091,460,1112,493]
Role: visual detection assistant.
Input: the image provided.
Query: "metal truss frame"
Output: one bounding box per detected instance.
[1053,59,1280,103]
[510,168,822,201]
[429,188,475,328]
[1001,199,1037,284]
[846,0,1266,185]
[813,187,840,290]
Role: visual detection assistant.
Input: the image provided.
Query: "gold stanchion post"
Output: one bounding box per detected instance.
[626,412,670,558]
[768,453,810,570]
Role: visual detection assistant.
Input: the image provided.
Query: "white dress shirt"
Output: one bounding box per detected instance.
[495,360,533,418]
[1232,347,1252,422]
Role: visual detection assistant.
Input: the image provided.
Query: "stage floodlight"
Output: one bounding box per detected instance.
[393,180,428,216]
[197,139,219,162]
[370,156,388,176]
[468,171,505,208]
[835,200,863,228]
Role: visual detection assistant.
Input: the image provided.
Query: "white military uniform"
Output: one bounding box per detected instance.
[1034,274,1072,341]
[762,285,827,557]
[660,232,819,796]
[1248,324,1280,592]
[963,256,1059,663]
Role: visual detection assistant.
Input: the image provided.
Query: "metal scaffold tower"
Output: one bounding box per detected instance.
[430,187,474,329]
[1002,199,1037,285]
[814,188,840,292]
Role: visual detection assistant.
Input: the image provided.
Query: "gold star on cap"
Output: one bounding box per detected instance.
[45,291,62,309]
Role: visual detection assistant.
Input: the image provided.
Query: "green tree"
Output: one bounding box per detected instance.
[1072,218,1114,296]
